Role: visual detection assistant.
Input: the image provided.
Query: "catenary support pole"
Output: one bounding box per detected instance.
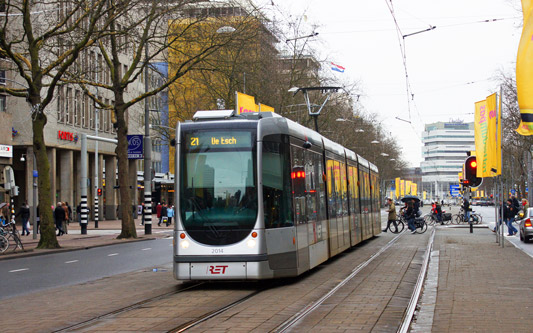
[143,44,152,235]
[81,134,88,235]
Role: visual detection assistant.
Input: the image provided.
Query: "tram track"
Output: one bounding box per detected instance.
[270,227,436,333]
[53,282,205,333]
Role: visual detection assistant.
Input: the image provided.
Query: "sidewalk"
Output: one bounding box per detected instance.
[0,217,173,260]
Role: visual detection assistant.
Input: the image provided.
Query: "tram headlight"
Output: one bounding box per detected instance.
[180,240,190,249]
[247,239,256,248]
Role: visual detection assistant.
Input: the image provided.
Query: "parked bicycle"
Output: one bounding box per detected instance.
[0,221,24,252]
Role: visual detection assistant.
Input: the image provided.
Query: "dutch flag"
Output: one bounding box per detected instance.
[331,62,345,73]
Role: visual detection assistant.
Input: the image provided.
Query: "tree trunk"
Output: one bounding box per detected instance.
[33,104,60,249]
[115,104,137,239]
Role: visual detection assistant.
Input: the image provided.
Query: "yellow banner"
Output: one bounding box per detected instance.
[486,93,502,176]
[458,172,463,183]
[474,99,490,177]
[258,103,275,112]
[395,177,400,198]
[485,93,500,176]
[400,180,405,197]
[412,183,417,196]
[423,191,427,200]
[516,0,533,135]
[405,180,412,195]
[236,92,258,114]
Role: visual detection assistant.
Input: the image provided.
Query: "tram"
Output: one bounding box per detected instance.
[173,110,381,280]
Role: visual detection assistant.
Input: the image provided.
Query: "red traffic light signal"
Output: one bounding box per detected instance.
[97,188,103,196]
[464,156,482,187]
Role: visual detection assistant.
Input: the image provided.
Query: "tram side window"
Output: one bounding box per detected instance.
[304,150,322,224]
[317,156,327,222]
[291,145,306,224]
[339,161,348,217]
[326,158,337,219]
[262,139,294,228]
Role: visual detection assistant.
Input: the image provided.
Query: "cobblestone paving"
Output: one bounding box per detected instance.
[431,228,533,332]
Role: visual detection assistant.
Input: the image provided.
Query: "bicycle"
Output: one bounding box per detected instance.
[414,217,428,233]
[387,218,405,233]
[0,234,8,253]
[0,221,24,252]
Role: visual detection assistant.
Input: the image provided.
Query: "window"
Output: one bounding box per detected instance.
[0,70,5,85]
[65,87,72,125]
[82,94,88,128]
[74,90,80,126]
[0,95,6,112]
[89,101,95,129]
[57,87,64,123]
[262,136,293,229]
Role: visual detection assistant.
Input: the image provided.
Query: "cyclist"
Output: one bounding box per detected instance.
[383,198,398,233]
[435,201,443,225]
[406,200,416,234]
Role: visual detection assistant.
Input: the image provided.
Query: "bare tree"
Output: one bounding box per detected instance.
[68,0,260,238]
[0,0,114,248]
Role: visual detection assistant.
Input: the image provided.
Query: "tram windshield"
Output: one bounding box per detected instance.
[180,129,258,245]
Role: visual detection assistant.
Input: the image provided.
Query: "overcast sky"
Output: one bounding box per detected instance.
[256,0,522,166]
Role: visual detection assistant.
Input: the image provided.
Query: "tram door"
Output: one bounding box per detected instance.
[291,144,310,273]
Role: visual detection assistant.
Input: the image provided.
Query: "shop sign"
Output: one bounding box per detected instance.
[0,144,12,158]
[58,130,78,143]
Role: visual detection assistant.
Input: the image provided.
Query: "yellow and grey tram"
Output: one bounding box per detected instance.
[174,111,381,280]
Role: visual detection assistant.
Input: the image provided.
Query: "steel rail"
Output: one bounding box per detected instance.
[398,226,436,333]
[271,231,406,333]
[53,282,205,333]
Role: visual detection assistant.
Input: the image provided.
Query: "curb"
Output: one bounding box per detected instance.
[0,236,158,261]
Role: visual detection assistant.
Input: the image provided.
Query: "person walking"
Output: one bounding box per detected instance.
[504,199,518,236]
[166,205,174,227]
[139,202,145,226]
[382,198,397,232]
[462,198,470,222]
[159,203,168,227]
[156,202,162,226]
[54,202,65,236]
[61,202,69,234]
[16,201,31,236]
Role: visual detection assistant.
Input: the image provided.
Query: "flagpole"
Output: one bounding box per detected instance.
[499,86,505,248]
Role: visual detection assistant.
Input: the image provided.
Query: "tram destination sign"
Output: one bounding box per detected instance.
[185,131,252,149]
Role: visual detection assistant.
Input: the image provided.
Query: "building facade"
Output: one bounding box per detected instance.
[421,121,475,200]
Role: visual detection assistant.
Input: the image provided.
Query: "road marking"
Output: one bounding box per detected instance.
[9,268,29,273]
[108,253,119,257]
[65,260,79,264]
[142,248,152,251]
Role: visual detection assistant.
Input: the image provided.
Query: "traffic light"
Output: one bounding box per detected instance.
[97,188,103,196]
[291,166,306,197]
[463,156,482,187]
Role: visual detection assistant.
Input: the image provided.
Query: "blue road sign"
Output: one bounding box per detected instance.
[127,135,143,159]
[450,184,460,197]
[511,189,516,195]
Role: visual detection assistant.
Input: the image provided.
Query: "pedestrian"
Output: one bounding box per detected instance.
[159,203,168,227]
[504,199,518,236]
[66,202,72,225]
[76,202,82,225]
[156,202,162,225]
[36,205,40,233]
[382,198,397,232]
[167,205,174,227]
[15,201,31,236]
[406,200,416,233]
[511,195,520,212]
[140,202,145,226]
[61,202,69,234]
[521,198,529,214]
[53,202,65,236]
[462,198,470,222]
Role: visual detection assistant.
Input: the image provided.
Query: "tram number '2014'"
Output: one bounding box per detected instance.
[212,248,224,254]
[208,265,228,274]
[190,137,199,146]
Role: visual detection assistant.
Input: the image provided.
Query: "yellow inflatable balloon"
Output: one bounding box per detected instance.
[517,1,533,135]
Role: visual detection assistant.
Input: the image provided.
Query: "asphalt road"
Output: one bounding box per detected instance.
[0,237,174,300]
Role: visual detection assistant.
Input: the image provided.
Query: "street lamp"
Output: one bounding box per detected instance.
[335,118,365,132]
